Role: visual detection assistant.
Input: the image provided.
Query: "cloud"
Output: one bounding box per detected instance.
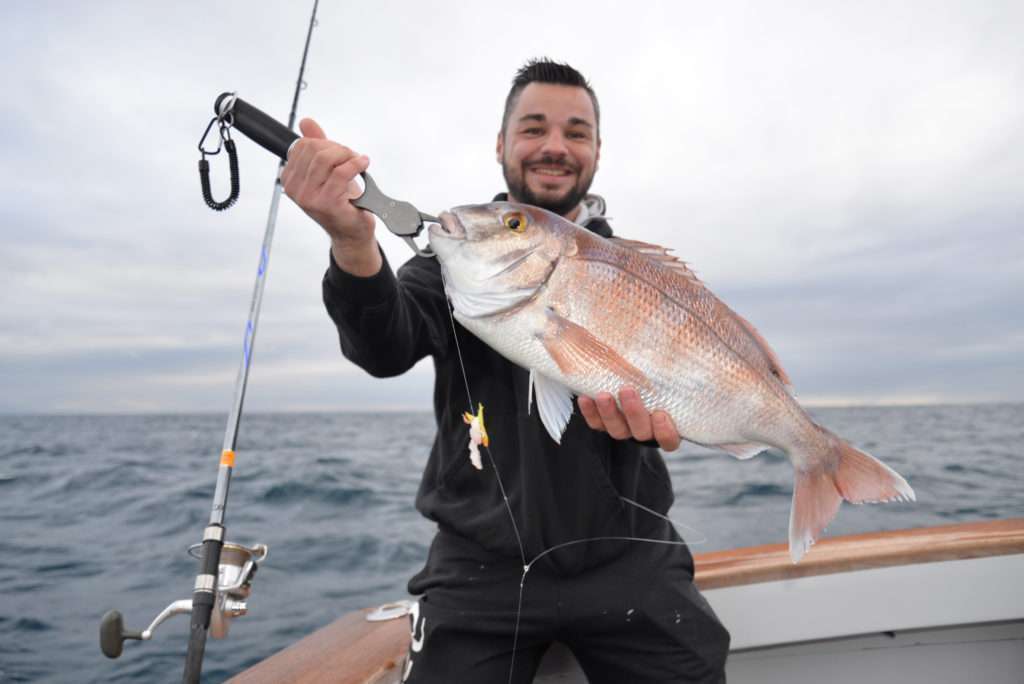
[1,1,1022,413]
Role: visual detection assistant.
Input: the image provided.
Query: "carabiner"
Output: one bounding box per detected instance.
[198,117,223,158]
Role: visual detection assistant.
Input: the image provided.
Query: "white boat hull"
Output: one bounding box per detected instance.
[535,553,1024,683]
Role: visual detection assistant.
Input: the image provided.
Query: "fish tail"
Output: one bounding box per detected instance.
[832,437,915,506]
[788,466,843,564]
[789,431,915,563]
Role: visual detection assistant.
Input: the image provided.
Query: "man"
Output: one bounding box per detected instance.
[282,59,730,683]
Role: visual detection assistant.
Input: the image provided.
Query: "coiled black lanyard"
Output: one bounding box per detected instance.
[197,115,240,211]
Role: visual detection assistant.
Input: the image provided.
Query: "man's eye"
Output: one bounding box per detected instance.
[523,127,543,135]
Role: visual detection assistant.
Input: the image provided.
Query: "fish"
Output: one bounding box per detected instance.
[428,201,916,563]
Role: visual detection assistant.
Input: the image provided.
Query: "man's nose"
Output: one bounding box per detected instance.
[540,129,569,157]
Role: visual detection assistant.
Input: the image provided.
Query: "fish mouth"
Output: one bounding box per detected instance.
[431,211,466,240]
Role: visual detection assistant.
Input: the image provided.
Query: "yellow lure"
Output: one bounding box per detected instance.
[462,403,489,470]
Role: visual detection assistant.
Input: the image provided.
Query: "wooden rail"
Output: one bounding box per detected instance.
[694,518,1024,590]
[229,518,1024,683]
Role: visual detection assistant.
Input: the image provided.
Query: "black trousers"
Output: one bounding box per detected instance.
[403,534,730,683]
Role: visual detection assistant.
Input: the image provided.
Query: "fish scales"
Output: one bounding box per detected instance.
[538,234,804,450]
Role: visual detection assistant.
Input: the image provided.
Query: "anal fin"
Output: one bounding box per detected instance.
[718,442,772,460]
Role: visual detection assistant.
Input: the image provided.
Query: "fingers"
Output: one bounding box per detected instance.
[594,392,631,440]
[299,117,326,139]
[579,387,682,452]
[618,387,654,442]
[282,142,362,206]
[282,117,356,191]
[284,143,360,198]
[577,395,604,432]
[651,411,681,451]
[282,119,330,187]
[306,146,362,188]
[318,152,369,201]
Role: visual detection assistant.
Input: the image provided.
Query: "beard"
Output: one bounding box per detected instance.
[502,153,595,216]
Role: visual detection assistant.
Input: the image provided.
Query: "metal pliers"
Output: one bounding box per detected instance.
[352,172,438,258]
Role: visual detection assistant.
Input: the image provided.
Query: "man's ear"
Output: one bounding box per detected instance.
[595,136,601,171]
[495,131,504,164]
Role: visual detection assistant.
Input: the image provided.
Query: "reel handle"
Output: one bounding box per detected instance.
[215,93,299,161]
[99,610,143,659]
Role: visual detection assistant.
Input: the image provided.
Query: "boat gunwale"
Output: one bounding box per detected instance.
[694,518,1024,590]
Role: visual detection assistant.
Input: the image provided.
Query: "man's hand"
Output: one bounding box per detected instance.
[280,118,381,276]
[578,387,682,451]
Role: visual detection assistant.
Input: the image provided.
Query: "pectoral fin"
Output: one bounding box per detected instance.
[537,308,652,391]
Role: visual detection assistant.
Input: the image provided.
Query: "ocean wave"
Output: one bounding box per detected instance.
[261,481,377,506]
[12,617,52,632]
[723,482,790,505]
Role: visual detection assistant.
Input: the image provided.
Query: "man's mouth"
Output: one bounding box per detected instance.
[528,164,575,178]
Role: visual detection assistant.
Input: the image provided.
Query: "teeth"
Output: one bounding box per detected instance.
[532,167,571,176]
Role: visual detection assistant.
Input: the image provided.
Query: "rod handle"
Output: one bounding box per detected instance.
[215,93,299,161]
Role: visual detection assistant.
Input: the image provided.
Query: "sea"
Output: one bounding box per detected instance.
[1,404,1021,683]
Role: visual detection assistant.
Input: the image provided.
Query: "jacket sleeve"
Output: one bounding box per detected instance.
[322,248,450,377]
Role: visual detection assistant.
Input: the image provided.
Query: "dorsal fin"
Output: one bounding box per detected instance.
[732,312,794,391]
[609,237,703,285]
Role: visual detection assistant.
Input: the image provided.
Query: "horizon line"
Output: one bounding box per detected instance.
[1,398,1020,418]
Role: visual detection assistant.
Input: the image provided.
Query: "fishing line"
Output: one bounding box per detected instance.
[437,269,707,684]
[441,277,528,569]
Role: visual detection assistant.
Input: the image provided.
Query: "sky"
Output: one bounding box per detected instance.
[1,1,1021,414]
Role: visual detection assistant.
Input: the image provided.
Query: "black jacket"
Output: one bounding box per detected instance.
[321,203,686,584]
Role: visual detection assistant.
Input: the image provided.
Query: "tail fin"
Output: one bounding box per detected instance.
[789,435,915,563]
[789,468,843,563]
[833,440,915,505]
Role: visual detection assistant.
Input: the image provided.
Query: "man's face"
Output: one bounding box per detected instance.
[497,83,600,217]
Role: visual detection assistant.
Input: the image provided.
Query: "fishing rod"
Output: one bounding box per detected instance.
[99,3,320,681]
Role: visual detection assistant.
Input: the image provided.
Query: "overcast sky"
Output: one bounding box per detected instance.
[1,1,1021,414]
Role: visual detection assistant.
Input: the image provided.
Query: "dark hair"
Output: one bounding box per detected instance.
[501,58,600,137]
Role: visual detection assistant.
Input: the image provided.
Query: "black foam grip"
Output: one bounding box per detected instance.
[182,617,210,684]
[224,96,299,160]
[181,536,222,683]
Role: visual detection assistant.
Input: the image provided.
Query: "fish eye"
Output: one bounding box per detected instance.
[503,212,528,232]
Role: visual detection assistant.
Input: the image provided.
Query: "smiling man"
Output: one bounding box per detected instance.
[498,79,599,219]
[281,58,730,683]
